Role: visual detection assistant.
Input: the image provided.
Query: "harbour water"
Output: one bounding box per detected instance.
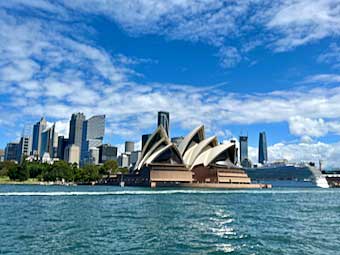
[0,185,339,254]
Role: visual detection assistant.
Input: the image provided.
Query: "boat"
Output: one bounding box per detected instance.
[244,162,329,188]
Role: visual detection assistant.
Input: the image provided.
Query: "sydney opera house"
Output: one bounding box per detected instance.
[121,125,268,188]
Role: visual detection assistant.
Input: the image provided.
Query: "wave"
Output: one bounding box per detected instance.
[0,189,337,196]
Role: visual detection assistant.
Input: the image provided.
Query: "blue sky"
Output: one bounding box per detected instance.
[1,0,340,167]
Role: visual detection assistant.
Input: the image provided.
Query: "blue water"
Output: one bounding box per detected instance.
[0,185,339,254]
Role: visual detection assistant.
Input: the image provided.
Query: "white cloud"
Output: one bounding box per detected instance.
[266,0,340,51]
[1,0,340,69]
[59,0,340,65]
[300,135,314,144]
[3,0,340,172]
[249,141,340,169]
[54,121,69,138]
[3,6,340,140]
[218,47,242,68]
[318,43,340,68]
[289,116,340,137]
[303,74,340,84]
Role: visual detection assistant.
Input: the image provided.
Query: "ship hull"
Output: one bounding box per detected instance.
[245,165,329,188]
[251,179,317,188]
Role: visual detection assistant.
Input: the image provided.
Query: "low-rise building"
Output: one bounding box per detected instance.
[5,142,19,162]
[98,144,117,163]
[118,153,130,168]
[64,144,80,166]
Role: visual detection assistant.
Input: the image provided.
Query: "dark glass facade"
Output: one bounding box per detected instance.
[141,134,151,150]
[31,117,46,156]
[99,144,118,163]
[69,113,85,148]
[239,136,248,167]
[57,136,69,160]
[5,142,19,161]
[157,111,170,136]
[258,132,268,164]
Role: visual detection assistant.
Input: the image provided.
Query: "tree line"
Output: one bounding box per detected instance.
[0,160,128,183]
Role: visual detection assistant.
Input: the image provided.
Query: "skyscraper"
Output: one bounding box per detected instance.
[258,131,268,164]
[18,136,32,162]
[32,117,47,156]
[239,135,248,167]
[57,136,69,160]
[80,115,105,163]
[18,125,33,162]
[125,141,134,153]
[157,111,170,136]
[69,113,86,148]
[40,124,58,158]
[141,134,151,150]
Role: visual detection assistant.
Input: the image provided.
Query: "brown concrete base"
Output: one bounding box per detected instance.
[153,183,272,189]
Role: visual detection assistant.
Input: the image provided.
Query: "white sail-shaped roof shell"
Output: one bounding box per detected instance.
[183,136,218,166]
[135,126,170,170]
[190,142,236,170]
[145,144,183,165]
[178,125,205,156]
[136,137,170,170]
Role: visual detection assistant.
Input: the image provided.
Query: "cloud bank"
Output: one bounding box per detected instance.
[1,1,340,167]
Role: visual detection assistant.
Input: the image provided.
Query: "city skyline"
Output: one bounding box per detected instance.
[3,112,276,168]
[1,1,340,167]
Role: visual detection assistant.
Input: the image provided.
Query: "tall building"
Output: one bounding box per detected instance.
[40,124,58,159]
[64,144,80,166]
[18,136,32,162]
[258,131,268,164]
[141,134,151,150]
[32,117,47,156]
[125,141,134,153]
[157,111,170,136]
[98,144,117,163]
[57,136,69,160]
[130,150,141,169]
[81,115,105,163]
[239,135,249,167]
[69,112,85,148]
[4,142,19,162]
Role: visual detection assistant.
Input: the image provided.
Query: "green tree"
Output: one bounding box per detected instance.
[27,161,47,178]
[8,164,29,181]
[42,161,73,182]
[0,161,18,177]
[117,167,129,174]
[82,164,100,182]
[99,160,118,175]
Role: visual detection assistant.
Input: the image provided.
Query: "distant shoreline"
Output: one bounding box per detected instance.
[0,177,40,185]
[0,177,80,186]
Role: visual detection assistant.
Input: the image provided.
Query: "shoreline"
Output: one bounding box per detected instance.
[0,177,79,186]
[0,177,41,185]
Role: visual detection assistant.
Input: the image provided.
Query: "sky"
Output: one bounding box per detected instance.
[1,0,340,168]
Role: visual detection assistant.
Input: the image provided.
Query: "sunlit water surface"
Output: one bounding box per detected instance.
[0,185,339,254]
